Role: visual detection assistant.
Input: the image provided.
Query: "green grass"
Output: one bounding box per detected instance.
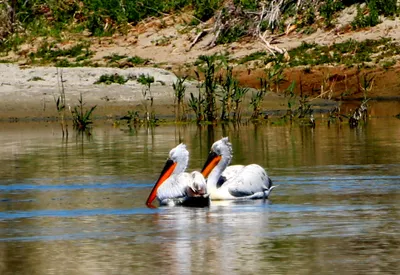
[94,73,128,85]
[28,41,93,65]
[104,54,128,63]
[237,38,400,68]
[28,76,44,81]
[127,55,150,65]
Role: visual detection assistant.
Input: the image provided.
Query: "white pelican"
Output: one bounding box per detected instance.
[201,137,275,200]
[146,144,209,208]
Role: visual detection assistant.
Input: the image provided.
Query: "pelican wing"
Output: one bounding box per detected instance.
[224,164,270,197]
[218,165,245,187]
[157,173,190,202]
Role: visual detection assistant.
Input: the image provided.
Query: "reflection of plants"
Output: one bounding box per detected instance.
[138,74,155,123]
[71,93,97,131]
[173,75,188,121]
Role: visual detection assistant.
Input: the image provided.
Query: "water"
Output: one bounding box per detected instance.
[0,118,399,274]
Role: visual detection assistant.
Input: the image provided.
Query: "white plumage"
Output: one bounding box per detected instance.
[202,137,274,200]
[146,144,208,207]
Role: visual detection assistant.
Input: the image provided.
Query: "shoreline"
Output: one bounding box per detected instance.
[0,63,340,122]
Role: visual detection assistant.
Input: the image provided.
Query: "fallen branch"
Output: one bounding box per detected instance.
[188,28,211,50]
[207,10,223,48]
[256,3,286,56]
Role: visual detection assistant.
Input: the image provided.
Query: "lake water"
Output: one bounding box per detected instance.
[0,117,399,274]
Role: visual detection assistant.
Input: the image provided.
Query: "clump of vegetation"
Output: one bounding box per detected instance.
[250,78,269,120]
[231,81,249,121]
[320,0,344,28]
[351,1,380,29]
[238,38,400,68]
[194,54,223,122]
[28,42,93,66]
[94,73,128,85]
[28,76,44,81]
[218,65,235,121]
[104,54,128,65]
[127,56,150,65]
[71,93,97,131]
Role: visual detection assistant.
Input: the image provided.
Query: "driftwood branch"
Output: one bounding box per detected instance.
[256,2,286,56]
[188,28,211,50]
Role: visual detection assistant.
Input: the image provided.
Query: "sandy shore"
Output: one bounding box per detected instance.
[0,64,195,120]
[0,64,339,121]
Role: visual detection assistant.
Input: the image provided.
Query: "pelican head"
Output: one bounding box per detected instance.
[146,143,189,207]
[201,137,232,178]
[187,171,207,197]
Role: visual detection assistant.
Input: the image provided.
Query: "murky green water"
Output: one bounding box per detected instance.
[0,118,399,274]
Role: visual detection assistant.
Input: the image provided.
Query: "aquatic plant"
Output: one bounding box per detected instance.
[173,75,188,121]
[250,77,269,120]
[137,74,155,123]
[218,65,234,121]
[71,93,97,131]
[54,68,68,137]
[349,100,369,128]
[196,54,223,122]
[232,81,249,122]
[119,110,141,129]
[283,80,297,120]
[188,91,205,123]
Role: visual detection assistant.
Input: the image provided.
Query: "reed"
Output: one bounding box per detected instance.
[173,75,188,121]
[54,68,68,137]
[137,74,155,124]
[71,93,97,131]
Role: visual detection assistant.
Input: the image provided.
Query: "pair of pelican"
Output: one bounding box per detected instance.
[145,137,275,207]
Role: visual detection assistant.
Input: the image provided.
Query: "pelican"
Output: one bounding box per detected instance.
[146,144,209,208]
[201,137,275,200]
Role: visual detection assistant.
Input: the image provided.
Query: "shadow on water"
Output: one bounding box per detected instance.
[0,117,399,274]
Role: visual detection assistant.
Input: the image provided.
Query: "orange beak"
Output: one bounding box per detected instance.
[201,151,222,178]
[146,159,177,207]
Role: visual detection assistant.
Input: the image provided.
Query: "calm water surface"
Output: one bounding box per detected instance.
[0,118,399,274]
